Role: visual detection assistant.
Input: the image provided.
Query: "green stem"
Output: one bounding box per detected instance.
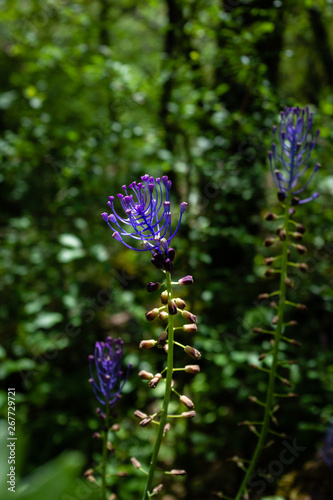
[235,201,291,500]
[101,404,110,500]
[142,271,175,500]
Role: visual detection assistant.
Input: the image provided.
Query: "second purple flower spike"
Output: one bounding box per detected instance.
[268,106,320,204]
[101,175,187,253]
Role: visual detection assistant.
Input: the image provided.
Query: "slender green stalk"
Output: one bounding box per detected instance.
[142,271,175,500]
[101,404,110,500]
[235,201,291,500]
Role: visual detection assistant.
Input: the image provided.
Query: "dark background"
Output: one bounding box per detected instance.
[0,1,332,499]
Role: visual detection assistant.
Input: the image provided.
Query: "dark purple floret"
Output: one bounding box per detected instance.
[101,175,187,252]
[321,425,333,471]
[268,106,320,204]
[89,337,129,407]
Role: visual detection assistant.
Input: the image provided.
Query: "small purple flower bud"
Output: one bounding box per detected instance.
[184,365,200,374]
[145,308,160,321]
[112,232,122,242]
[180,394,194,409]
[157,331,168,347]
[178,275,194,286]
[184,345,201,360]
[181,310,197,323]
[101,212,108,222]
[146,282,161,292]
[138,370,154,380]
[175,298,186,309]
[148,373,162,388]
[163,257,173,272]
[182,411,196,418]
[168,248,176,262]
[131,457,142,469]
[168,299,177,315]
[139,339,156,350]
[180,202,187,214]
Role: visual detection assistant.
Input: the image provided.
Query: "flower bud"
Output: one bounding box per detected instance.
[168,299,178,315]
[178,275,194,286]
[277,191,286,202]
[278,229,287,240]
[252,327,263,333]
[146,282,161,292]
[148,373,162,388]
[265,212,278,221]
[116,471,128,477]
[163,344,169,354]
[168,247,175,262]
[139,340,156,350]
[131,457,142,469]
[84,468,95,478]
[184,345,201,360]
[291,197,300,206]
[139,417,153,427]
[272,315,279,325]
[285,277,294,288]
[174,298,186,309]
[296,244,307,255]
[134,410,148,419]
[264,257,275,266]
[182,411,196,418]
[293,232,303,241]
[181,310,197,323]
[151,252,164,269]
[163,423,171,436]
[258,293,269,300]
[298,263,308,272]
[159,311,169,324]
[170,469,186,476]
[264,237,275,247]
[160,290,168,304]
[296,223,306,234]
[265,268,275,278]
[297,303,308,311]
[145,308,159,321]
[112,424,120,432]
[158,331,168,347]
[87,475,96,483]
[180,395,194,409]
[152,484,164,495]
[184,364,200,374]
[163,257,173,272]
[92,432,101,439]
[138,370,154,380]
[289,320,298,326]
[182,324,198,333]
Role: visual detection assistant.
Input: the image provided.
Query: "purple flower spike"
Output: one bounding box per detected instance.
[101,174,187,253]
[268,106,320,204]
[89,337,129,407]
[321,425,333,471]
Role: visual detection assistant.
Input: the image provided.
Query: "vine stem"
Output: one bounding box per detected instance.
[142,271,175,500]
[101,404,110,500]
[235,201,291,500]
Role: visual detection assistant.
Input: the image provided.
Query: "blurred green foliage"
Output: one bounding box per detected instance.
[0,0,332,499]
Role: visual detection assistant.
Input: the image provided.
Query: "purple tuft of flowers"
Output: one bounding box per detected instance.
[321,425,333,471]
[89,337,129,407]
[268,106,320,204]
[101,174,187,252]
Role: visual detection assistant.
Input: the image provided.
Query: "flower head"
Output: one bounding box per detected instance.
[89,337,129,407]
[101,174,187,252]
[321,425,333,471]
[268,106,320,204]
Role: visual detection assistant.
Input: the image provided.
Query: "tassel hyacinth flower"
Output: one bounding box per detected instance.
[102,175,199,500]
[101,174,187,253]
[88,337,130,500]
[234,107,321,500]
[268,106,320,204]
[89,337,129,407]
